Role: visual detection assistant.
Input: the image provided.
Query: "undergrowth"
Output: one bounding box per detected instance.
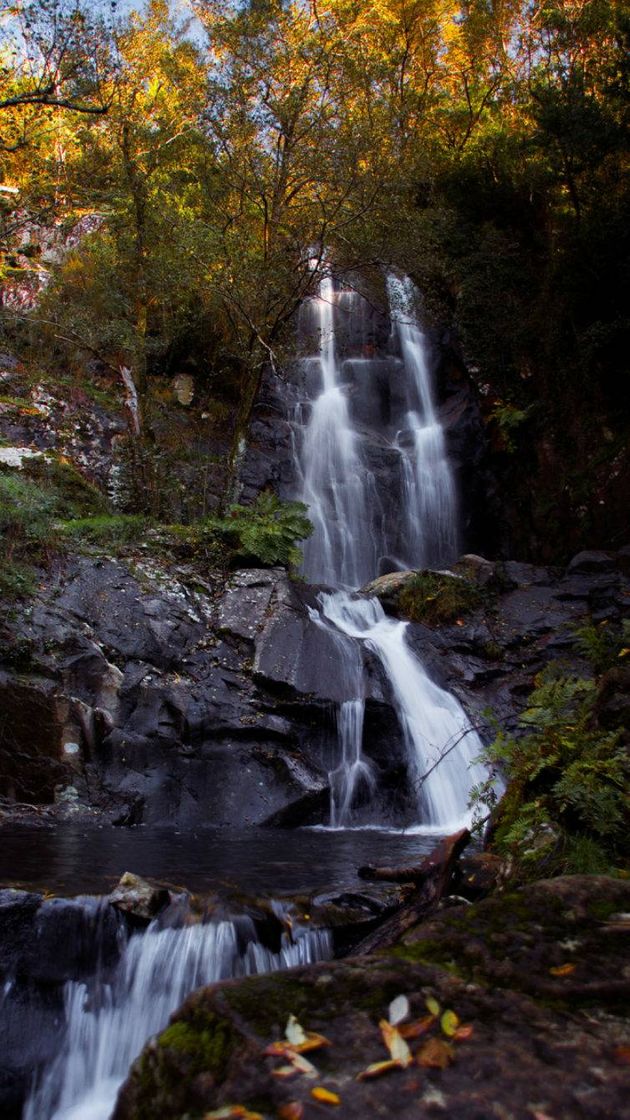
[471,620,630,878]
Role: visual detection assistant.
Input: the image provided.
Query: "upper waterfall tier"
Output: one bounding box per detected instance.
[293,275,457,589]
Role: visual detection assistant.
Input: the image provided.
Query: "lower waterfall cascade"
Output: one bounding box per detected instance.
[294,272,489,830]
[24,904,332,1120]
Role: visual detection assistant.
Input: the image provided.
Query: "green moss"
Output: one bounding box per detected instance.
[158,1017,234,1077]
[398,571,483,625]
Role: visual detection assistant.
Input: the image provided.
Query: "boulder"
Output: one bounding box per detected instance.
[109,872,171,922]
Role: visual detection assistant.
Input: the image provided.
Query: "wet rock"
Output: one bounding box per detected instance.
[567,550,615,574]
[110,872,171,922]
[452,553,496,587]
[361,569,417,611]
[0,890,120,983]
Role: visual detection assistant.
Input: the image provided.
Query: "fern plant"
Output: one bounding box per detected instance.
[208,493,312,569]
[474,661,629,877]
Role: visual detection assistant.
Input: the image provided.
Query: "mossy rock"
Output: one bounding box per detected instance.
[114,878,630,1120]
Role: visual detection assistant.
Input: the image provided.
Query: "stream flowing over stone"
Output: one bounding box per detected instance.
[293,275,486,829]
[24,905,331,1120]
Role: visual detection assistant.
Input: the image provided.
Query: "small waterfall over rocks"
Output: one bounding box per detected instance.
[293,273,487,829]
[24,906,331,1120]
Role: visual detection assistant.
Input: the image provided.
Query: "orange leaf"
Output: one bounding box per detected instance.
[295,1033,331,1053]
[356,1059,404,1080]
[613,1045,630,1065]
[549,963,576,976]
[380,1019,413,1067]
[417,1037,454,1069]
[310,1087,341,1105]
[278,1104,304,1120]
[399,1015,435,1040]
[453,1024,474,1042]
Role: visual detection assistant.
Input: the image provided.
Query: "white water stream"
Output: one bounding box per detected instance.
[25,909,331,1120]
[295,273,487,829]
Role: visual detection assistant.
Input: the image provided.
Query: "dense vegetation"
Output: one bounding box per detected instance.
[0,0,627,556]
[473,620,630,877]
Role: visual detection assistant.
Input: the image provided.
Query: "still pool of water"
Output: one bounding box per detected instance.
[0,822,439,898]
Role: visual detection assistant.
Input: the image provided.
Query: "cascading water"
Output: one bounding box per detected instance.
[319,593,487,832]
[25,906,331,1120]
[294,273,487,829]
[387,275,458,568]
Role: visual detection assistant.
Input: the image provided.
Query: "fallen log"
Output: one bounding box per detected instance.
[350,828,470,956]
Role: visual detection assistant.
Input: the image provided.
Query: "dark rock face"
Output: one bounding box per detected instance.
[1,546,629,829]
[0,558,407,827]
[0,889,123,1118]
[114,875,630,1120]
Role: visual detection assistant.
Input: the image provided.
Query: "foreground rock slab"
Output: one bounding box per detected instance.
[114,875,630,1120]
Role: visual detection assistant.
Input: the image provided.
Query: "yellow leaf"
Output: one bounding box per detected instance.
[272,1065,299,1080]
[417,1037,454,1069]
[379,1019,413,1067]
[310,1087,341,1105]
[356,1059,403,1080]
[549,963,576,976]
[440,1009,460,1037]
[425,996,441,1017]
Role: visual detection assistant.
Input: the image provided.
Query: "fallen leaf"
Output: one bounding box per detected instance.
[278,1104,304,1120]
[389,994,410,1025]
[380,1019,413,1067]
[356,1059,404,1080]
[265,1042,293,1057]
[399,1015,436,1040]
[453,1024,474,1042]
[286,1015,308,1046]
[310,1087,341,1105]
[272,1065,299,1080]
[440,1009,460,1037]
[417,1037,454,1070]
[549,963,576,976]
[289,1052,318,1077]
[203,1109,263,1120]
[294,1032,331,1054]
[613,1045,630,1064]
[425,996,441,1017]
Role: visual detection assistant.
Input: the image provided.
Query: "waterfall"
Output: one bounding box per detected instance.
[24,910,332,1120]
[387,275,458,567]
[294,273,486,829]
[319,593,487,831]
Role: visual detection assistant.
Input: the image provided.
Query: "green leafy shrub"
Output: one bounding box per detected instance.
[398,571,482,625]
[59,515,148,550]
[208,493,312,569]
[473,662,629,878]
[0,473,58,597]
[573,618,630,674]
